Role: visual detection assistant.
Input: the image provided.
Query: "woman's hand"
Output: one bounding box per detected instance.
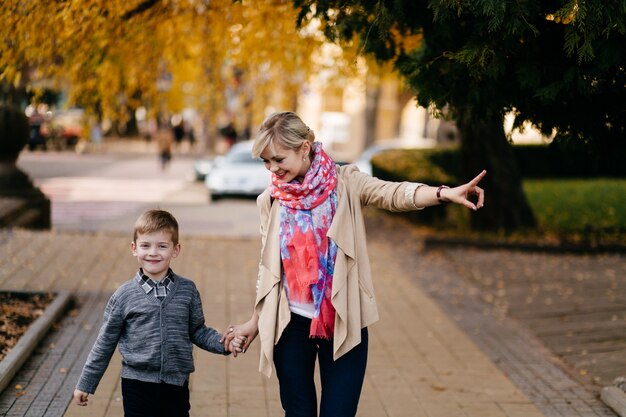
[227,335,249,356]
[441,170,486,211]
[221,317,259,357]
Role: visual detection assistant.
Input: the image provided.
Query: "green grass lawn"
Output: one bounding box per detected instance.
[374,149,626,246]
[408,178,626,247]
[523,178,626,243]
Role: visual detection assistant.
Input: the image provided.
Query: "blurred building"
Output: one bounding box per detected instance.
[296,52,551,162]
[297,60,457,163]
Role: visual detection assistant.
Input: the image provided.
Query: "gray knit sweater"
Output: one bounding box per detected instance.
[76,272,227,394]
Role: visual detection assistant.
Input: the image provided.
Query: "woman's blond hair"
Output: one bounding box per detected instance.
[133,209,179,245]
[252,111,315,158]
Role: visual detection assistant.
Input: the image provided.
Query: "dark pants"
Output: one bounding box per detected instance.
[273,313,369,417]
[121,378,190,417]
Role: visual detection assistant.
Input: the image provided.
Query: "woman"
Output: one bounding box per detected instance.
[222,111,486,417]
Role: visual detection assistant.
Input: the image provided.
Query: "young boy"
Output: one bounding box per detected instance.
[73,209,235,417]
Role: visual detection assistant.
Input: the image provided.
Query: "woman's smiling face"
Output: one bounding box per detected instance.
[260,141,311,183]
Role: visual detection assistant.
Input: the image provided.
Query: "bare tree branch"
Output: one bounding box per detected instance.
[122,0,159,20]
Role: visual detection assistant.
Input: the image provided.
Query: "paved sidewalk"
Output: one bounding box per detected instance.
[0,225,616,416]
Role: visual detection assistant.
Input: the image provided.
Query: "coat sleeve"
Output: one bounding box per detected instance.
[255,190,272,295]
[341,164,425,212]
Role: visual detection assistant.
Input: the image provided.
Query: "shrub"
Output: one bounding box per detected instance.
[372,148,460,184]
[372,148,460,224]
[515,141,626,178]
[372,146,626,245]
[374,144,626,181]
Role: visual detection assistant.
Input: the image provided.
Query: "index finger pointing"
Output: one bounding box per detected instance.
[469,169,487,186]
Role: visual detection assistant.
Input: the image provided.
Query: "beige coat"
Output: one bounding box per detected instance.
[254,164,423,377]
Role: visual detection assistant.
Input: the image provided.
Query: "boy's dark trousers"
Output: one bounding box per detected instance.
[121,378,190,417]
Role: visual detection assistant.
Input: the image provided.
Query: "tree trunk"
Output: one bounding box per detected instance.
[364,73,381,149]
[456,110,535,231]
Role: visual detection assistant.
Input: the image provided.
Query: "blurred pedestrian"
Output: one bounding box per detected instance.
[89,119,102,152]
[184,120,196,153]
[219,122,237,148]
[27,106,46,151]
[156,129,173,171]
[72,209,240,417]
[221,111,486,417]
[172,116,185,147]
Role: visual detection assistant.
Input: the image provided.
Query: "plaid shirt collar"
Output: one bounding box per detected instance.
[136,268,175,299]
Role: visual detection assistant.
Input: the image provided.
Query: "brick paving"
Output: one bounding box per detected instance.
[365,211,622,417]
[0,220,619,416]
[436,247,626,388]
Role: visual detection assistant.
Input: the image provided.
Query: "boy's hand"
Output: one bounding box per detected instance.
[73,389,89,406]
[228,335,248,357]
[221,319,259,357]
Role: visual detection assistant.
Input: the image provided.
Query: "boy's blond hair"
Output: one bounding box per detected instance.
[133,209,179,245]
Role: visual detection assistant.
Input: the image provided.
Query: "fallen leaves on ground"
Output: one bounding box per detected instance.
[0,292,54,361]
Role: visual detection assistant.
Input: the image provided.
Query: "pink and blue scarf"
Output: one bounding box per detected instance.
[270,142,338,339]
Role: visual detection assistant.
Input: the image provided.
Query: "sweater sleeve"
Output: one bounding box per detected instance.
[76,292,125,394]
[189,287,228,355]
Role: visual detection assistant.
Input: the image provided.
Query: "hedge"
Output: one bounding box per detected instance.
[372,142,626,182]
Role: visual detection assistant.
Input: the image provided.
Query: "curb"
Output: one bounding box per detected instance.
[602,386,626,417]
[423,236,626,255]
[0,291,72,394]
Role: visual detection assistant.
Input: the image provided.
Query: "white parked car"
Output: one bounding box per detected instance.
[193,158,215,181]
[204,140,271,201]
[355,141,424,176]
[355,143,407,176]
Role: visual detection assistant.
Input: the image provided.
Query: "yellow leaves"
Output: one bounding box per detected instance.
[545,13,575,25]
[430,384,447,392]
[390,28,422,54]
[0,292,54,361]
[14,384,26,397]
[0,66,16,85]
[1,0,356,125]
[546,0,578,25]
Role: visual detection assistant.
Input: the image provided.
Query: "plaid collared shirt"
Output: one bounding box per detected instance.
[136,268,175,300]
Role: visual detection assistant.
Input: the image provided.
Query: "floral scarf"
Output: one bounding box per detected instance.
[270,142,338,339]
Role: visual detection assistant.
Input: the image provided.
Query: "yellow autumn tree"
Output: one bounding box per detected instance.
[0,0,350,136]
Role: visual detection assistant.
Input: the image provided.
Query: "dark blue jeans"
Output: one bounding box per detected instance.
[273,313,369,417]
[121,378,190,417]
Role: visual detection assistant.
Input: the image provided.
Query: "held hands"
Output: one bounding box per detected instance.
[226,333,248,357]
[440,170,487,211]
[73,389,89,406]
[220,319,259,358]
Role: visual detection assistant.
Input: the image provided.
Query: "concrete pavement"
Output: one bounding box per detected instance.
[0,219,618,416]
[0,228,537,417]
[0,142,619,416]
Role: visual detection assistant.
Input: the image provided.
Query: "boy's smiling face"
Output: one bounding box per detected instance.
[131,231,180,280]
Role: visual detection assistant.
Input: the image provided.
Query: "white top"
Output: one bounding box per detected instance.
[283,276,315,318]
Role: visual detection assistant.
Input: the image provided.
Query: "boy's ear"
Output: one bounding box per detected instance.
[130,241,137,256]
[172,243,181,258]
